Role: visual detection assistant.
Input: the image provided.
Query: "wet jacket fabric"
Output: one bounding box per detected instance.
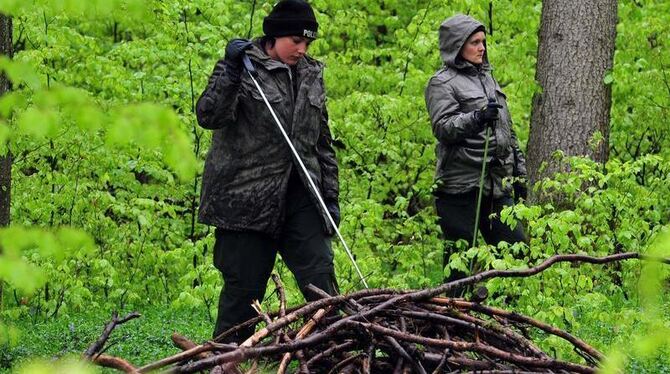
[425,15,526,198]
[196,41,338,237]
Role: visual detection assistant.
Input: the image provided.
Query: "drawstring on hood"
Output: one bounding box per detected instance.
[439,14,490,71]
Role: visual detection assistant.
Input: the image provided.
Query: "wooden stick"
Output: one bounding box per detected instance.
[84,311,141,359]
[349,321,597,374]
[92,354,138,373]
[431,298,603,361]
[277,307,329,374]
[170,333,213,360]
[271,273,287,319]
[138,341,235,373]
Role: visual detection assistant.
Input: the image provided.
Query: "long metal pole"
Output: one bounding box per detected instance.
[471,125,491,250]
[243,56,369,288]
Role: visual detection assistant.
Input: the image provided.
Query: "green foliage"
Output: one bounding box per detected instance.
[0,324,19,348]
[0,0,149,20]
[599,229,670,374]
[490,155,670,367]
[0,227,94,295]
[12,358,94,374]
[610,0,670,160]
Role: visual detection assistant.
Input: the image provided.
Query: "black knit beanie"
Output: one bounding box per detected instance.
[263,0,318,39]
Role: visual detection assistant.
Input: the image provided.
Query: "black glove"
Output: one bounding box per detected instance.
[474,99,503,129]
[513,178,528,202]
[223,38,253,81]
[325,200,340,228]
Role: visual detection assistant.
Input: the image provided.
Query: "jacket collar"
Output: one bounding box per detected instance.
[247,41,321,76]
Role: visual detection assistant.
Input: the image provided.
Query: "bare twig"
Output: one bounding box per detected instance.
[83,311,141,359]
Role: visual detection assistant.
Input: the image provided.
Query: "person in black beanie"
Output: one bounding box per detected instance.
[263,0,319,39]
[196,0,340,343]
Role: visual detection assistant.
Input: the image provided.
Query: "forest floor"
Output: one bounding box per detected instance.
[1,307,212,373]
[1,297,669,373]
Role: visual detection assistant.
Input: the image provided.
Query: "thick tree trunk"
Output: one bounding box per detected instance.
[526,0,618,188]
[0,14,12,310]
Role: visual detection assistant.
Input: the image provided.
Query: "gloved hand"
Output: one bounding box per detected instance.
[325,199,340,228]
[474,99,503,130]
[513,178,528,202]
[223,38,253,81]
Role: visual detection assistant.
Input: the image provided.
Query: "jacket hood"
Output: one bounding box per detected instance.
[439,14,489,71]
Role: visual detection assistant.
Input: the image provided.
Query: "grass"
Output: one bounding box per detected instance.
[1,306,212,373]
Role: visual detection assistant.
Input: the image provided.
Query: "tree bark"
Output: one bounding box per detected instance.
[527,0,618,188]
[0,13,13,310]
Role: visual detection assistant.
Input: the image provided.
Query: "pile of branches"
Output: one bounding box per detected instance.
[83,252,664,373]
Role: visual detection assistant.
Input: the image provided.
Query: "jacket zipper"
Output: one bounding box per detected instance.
[477,71,497,209]
[286,66,296,136]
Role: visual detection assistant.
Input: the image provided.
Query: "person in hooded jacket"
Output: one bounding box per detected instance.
[424,14,528,290]
[195,0,339,342]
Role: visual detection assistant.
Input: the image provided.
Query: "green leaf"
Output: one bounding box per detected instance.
[16,107,59,139]
[0,91,28,118]
[603,72,614,85]
[0,57,42,90]
[0,255,46,295]
[14,357,96,374]
[0,120,9,155]
[0,322,20,347]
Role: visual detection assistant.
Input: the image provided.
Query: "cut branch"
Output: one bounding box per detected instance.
[83,311,140,359]
[84,252,667,373]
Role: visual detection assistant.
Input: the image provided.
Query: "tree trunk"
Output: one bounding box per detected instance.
[0,13,12,310]
[526,0,618,189]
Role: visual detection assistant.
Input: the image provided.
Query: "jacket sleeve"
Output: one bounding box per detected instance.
[511,129,527,178]
[195,58,243,130]
[316,101,339,204]
[424,76,483,144]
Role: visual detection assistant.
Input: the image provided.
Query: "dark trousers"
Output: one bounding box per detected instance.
[436,191,526,287]
[212,179,337,342]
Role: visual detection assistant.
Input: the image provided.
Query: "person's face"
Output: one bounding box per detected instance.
[460,31,486,65]
[268,36,312,65]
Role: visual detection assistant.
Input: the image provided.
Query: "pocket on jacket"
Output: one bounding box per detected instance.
[240,78,285,135]
[245,82,283,104]
[457,90,485,112]
[303,88,325,144]
[308,91,324,109]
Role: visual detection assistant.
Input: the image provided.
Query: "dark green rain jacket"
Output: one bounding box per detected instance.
[425,15,526,198]
[196,41,338,237]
